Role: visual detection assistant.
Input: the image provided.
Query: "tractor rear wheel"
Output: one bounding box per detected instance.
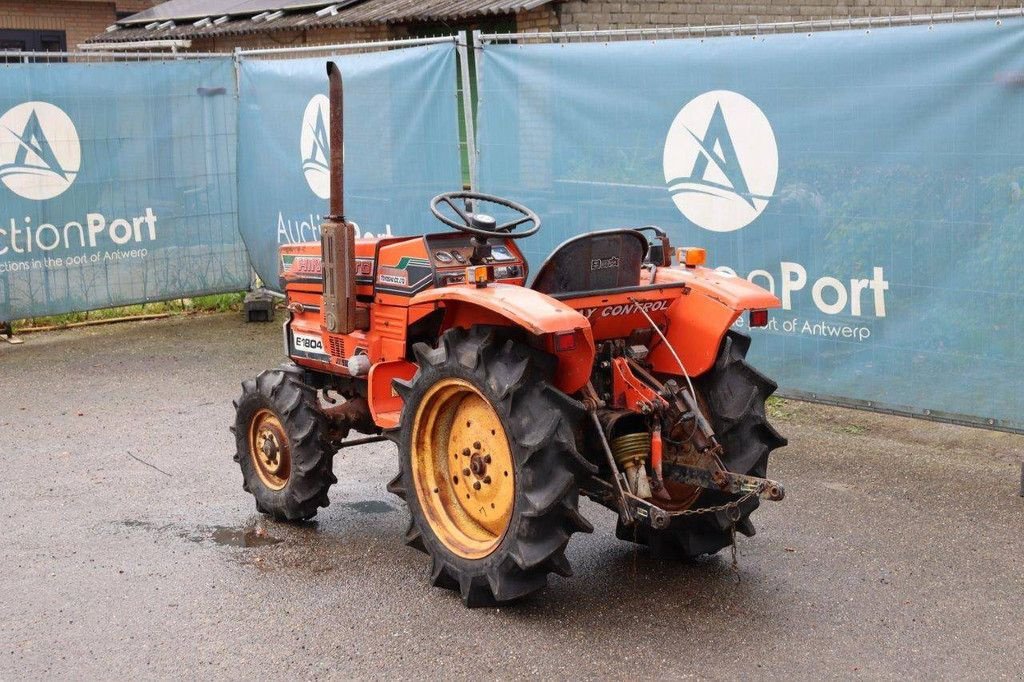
[388,326,595,607]
[617,330,786,558]
[232,367,337,521]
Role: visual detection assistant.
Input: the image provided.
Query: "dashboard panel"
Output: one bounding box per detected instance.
[423,232,527,287]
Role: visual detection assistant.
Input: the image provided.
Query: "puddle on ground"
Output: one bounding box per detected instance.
[120,519,284,548]
[119,519,173,532]
[343,500,394,514]
[176,524,285,548]
[206,526,284,547]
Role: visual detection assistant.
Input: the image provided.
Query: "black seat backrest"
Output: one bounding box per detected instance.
[531,229,648,296]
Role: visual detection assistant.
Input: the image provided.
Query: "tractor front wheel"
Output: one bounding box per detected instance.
[389,326,595,607]
[232,366,337,521]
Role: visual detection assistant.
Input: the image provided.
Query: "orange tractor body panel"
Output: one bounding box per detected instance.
[281,231,560,414]
[279,234,783,426]
[652,264,781,311]
[410,283,596,394]
[280,238,379,295]
[642,265,782,377]
[367,359,418,428]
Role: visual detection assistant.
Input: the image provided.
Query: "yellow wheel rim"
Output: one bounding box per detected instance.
[411,378,515,560]
[248,408,291,491]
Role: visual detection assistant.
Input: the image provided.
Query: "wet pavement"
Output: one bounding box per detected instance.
[2,313,1023,679]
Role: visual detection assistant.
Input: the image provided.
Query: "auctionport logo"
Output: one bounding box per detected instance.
[301,94,331,200]
[663,90,777,233]
[0,101,81,201]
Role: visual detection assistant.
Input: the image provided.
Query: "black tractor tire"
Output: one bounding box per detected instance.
[616,330,787,558]
[232,366,337,521]
[388,326,596,607]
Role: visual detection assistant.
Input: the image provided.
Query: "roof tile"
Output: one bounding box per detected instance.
[89,0,554,43]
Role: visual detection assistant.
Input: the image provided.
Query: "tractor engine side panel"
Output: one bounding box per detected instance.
[279,239,380,375]
[286,294,333,369]
[279,239,377,298]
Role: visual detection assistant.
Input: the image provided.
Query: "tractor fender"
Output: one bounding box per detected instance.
[648,266,781,378]
[653,265,780,311]
[409,284,596,394]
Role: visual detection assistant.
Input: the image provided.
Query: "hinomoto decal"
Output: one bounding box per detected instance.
[375,256,433,295]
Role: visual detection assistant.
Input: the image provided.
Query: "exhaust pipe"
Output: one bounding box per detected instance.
[321,61,359,334]
[327,61,344,218]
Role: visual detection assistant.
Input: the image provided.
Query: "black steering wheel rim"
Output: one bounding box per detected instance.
[430,191,540,239]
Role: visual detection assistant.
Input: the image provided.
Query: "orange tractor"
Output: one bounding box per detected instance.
[232,63,787,606]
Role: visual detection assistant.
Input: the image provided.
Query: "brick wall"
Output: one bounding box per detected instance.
[115,0,160,13]
[551,0,1011,32]
[0,0,120,50]
[516,6,560,32]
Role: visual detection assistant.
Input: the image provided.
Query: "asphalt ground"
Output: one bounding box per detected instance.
[2,313,1023,680]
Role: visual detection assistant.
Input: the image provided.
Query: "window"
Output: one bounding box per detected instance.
[0,30,67,63]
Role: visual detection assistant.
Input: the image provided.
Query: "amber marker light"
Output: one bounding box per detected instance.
[465,265,493,287]
[676,247,707,268]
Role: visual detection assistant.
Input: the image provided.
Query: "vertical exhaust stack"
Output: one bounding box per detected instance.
[327,61,344,219]
[321,61,359,334]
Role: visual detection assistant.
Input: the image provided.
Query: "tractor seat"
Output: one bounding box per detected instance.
[531,228,648,296]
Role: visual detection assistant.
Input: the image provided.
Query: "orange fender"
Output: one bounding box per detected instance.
[409,284,595,394]
[367,359,417,429]
[656,265,780,310]
[648,266,781,377]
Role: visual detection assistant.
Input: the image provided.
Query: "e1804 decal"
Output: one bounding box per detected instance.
[292,331,328,359]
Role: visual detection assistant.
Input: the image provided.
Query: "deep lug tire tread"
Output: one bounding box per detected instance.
[391,326,591,607]
[619,330,787,559]
[232,365,335,521]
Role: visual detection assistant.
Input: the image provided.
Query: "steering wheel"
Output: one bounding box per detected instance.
[430,191,540,239]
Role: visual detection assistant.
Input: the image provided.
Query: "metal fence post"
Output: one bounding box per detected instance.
[472,30,483,186]
[1,321,23,345]
[457,30,478,191]
[233,47,242,101]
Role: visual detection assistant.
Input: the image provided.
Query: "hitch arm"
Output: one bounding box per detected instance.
[664,464,786,502]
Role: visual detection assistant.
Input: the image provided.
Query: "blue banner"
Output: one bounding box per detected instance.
[0,58,249,320]
[237,43,462,286]
[477,19,1024,430]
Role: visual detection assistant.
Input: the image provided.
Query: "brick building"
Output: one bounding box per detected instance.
[84,0,1013,52]
[0,0,159,53]
[519,0,1012,33]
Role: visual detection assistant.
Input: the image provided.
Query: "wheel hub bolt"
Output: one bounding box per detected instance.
[261,436,278,462]
[463,468,471,476]
[483,475,491,485]
[462,448,471,457]
[473,481,481,490]
[473,441,481,450]
[484,454,491,464]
